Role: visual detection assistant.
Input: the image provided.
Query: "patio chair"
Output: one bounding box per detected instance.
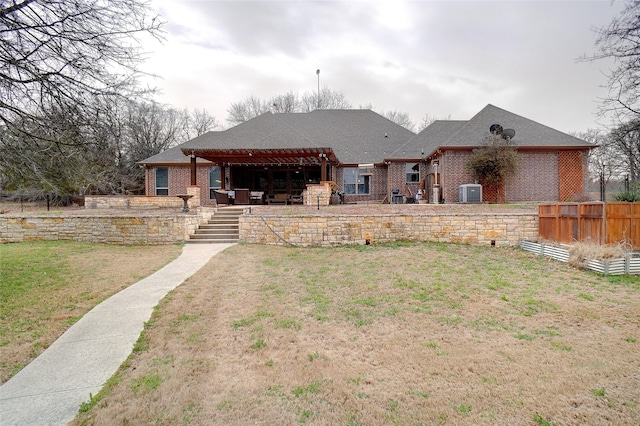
[391,189,403,204]
[213,190,229,205]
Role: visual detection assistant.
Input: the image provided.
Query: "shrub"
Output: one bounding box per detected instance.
[614,190,640,202]
[466,134,518,185]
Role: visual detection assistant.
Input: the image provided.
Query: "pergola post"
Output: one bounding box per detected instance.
[190,150,196,186]
[320,153,327,181]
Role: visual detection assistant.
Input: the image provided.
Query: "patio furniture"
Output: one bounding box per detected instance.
[250,191,265,204]
[391,189,403,204]
[213,190,230,205]
[234,188,250,205]
[267,193,289,205]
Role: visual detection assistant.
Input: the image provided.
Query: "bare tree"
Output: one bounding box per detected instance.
[226,95,270,125]
[269,92,299,113]
[0,0,163,141]
[357,104,415,131]
[381,110,415,132]
[609,119,640,183]
[125,101,184,163]
[574,128,621,186]
[418,113,452,132]
[300,87,351,112]
[0,98,214,199]
[227,89,352,125]
[183,108,220,140]
[587,0,640,120]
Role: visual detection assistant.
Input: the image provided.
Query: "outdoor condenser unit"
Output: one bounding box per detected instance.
[459,184,482,203]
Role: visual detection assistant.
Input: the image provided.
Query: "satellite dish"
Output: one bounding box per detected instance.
[502,128,516,140]
[489,124,503,135]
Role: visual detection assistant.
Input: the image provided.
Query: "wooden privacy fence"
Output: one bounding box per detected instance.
[539,202,640,250]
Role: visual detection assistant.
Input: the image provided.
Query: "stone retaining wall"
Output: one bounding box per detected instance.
[240,212,538,247]
[0,208,215,244]
[85,195,185,209]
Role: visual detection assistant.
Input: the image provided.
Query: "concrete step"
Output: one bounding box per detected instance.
[186,238,239,244]
[187,207,242,243]
[199,224,239,230]
[192,235,239,240]
[193,229,239,236]
[207,219,240,225]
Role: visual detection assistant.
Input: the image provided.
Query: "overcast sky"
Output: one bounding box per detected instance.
[140,0,625,134]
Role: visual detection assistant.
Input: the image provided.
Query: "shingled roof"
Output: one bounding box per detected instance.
[393,104,593,159]
[139,109,416,166]
[140,105,592,166]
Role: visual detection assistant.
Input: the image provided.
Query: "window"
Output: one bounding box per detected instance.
[406,162,420,183]
[343,167,371,195]
[155,167,168,195]
[209,166,222,199]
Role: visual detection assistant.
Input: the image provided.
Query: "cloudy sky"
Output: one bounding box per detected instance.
[140,0,625,133]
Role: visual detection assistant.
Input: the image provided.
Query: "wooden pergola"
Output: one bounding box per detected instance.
[183,147,339,189]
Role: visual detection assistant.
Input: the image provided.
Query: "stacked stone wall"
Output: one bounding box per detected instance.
[85,195,184,209]
[240,212,537,247]
[0,208,215,244]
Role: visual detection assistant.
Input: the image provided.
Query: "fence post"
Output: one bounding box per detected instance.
[602,202,607,247]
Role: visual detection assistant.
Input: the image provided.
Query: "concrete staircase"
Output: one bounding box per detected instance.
[188,207,243,243]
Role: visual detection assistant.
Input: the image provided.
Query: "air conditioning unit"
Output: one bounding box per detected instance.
[459,184,482,203]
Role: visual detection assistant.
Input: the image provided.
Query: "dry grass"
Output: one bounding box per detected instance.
[73,242,640,426]
[568,242,630,269]
[0,241,182,383]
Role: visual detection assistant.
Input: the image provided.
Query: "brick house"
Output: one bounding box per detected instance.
[396,104,594,203]
[139,105,593,205]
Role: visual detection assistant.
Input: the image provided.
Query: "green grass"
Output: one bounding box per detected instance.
[0,241,181,383]
[275,317,302,330]
[292,381,324,398]
[232,310,275,329]
[533,412,555,426]
[453,403,472,416]
[131,373,164,394]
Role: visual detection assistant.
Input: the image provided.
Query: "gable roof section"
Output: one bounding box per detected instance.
[274,110,415,164]
[137,140,213,165]
[394,104,593,160]
[390,120,467,159]
[445,104,591,148]
[139,109,416,166]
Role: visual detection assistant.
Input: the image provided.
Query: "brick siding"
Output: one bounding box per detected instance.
[505,151,558,201]
[147,149,588,206]
[147,165,217,206]
[442,151,475,203]
[440,149,583,203]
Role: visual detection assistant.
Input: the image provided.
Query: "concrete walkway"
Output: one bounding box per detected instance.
[0,243,234,426]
